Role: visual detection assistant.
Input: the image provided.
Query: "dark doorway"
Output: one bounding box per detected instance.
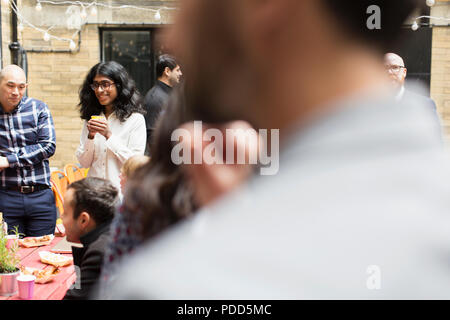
[101,28,168,96]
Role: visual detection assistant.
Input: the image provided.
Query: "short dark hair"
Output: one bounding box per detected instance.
[156,54,179,78]
[321,0,421,52]
[68,178,119,225]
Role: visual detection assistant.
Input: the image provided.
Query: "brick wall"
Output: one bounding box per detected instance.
[22,25,100,169]
[430,1,450,144]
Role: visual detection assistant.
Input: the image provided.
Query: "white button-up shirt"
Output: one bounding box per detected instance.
[76,112,146,193]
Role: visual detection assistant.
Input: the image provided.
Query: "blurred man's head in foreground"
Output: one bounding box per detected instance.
[384,53,407,90]
[167,0,420,130]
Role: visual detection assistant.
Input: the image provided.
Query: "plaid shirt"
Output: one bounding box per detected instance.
[0,96,56,188]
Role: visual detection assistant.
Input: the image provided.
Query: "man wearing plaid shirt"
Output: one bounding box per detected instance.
[0,65,57,237]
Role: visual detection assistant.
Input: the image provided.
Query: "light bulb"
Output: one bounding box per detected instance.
[43,32,50,41]
[426,0,435,7]
[35,2,42,11]
[411,21,419,31]
[90,6,97,16]
[2,0,9,6]
[80,8,87,19]
[18,23,24,32]
[69,40,76,50]
[154,10,161,21]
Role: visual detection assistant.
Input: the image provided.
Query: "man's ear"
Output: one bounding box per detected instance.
[164,67,171,77]
[77,212,91,230]
[178,121,257,207]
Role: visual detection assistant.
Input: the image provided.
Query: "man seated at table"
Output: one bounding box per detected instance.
[61,177,119,300]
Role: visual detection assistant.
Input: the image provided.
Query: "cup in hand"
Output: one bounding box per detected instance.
[90,115,106,121]
[17,275,36,300]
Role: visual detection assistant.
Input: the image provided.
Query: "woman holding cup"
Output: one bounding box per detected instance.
[76,61,146,194]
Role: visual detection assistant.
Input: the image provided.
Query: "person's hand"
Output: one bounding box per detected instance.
[177,121,257,207]
[87,119,112,140]
[0,156,9,170]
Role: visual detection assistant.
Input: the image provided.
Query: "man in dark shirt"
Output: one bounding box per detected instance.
[62,177,119,300]
[143,54,182,154]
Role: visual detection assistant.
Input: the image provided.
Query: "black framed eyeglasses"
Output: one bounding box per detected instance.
[385,65,406,73]
[90,82,115,91]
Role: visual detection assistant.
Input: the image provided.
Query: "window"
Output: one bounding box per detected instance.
[101,28,168,96]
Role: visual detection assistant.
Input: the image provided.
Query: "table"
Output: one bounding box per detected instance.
[0,236,76,300]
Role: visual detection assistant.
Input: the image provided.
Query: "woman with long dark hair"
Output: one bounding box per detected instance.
[76,61,146,193]
[98,86,197,298]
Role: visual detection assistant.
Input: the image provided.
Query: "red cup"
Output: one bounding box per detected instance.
[17,275,36,300]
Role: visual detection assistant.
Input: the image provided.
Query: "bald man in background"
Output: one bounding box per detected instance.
[0,65,57,237]
[384,53,442,137]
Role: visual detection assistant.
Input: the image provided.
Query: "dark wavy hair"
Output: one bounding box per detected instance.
[123,85,197,240]
[78,61,145,122]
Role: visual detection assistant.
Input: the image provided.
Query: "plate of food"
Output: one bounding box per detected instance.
[39,251,73,267]
[19,234,54,248]
[20,266,60,284]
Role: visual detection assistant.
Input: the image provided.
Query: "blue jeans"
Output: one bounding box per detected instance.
[0,188,57,237]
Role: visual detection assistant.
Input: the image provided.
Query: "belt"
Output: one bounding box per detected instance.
[0,185,50,194]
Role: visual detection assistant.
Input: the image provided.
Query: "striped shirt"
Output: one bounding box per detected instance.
[0,96,56,188]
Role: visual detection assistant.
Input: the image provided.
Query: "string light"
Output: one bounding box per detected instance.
[80,6,87,19]
[154,10,161,21]
[69,39,76,50]
[411,1,450,31]
[36,0,177,15]
[11,0,178,51]
[11,1,78,50]
[90,5,97,16]
[411,15,450,31]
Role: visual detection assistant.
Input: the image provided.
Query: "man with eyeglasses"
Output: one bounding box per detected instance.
[384,52,441,137]
[0,64,57,237]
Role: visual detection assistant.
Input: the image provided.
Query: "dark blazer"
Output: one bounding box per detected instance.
[402,90,442,140]
[63,221,112,300]
[403,89,437,111]
[143,80,172,154]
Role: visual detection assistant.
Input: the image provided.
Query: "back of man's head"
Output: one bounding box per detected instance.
[68,177,118,225]
[156,54,178,78]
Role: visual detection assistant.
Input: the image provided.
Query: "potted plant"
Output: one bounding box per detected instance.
[0,226,21,296]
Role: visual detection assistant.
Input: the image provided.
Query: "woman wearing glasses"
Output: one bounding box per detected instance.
[76,61,146,194]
